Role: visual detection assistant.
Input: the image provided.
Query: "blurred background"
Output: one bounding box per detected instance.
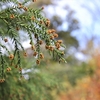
[30,0,100,100]
[1,0,100,100]
[40,0,100,100]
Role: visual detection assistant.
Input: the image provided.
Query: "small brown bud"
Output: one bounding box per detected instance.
[0,79,5,83]
[49,46,54,51]
[23,7,28,11]
[40,20,44,24]
[45,45,49,49]
[6,68,9,72]
[41,6,44,10]
[33,51,38,56]
[0,79,2,83]
[31,45,35,50]
[55,42,60,49]
[53,33,58,38]
[19,68,22,71]
[47,30,52,34]
[6,67,11,72]
[36,59,40,65]
[40,53,44,59]
[30,41,32,45]
[16,27,20,31]
[39,40,43,45]
[4,38,8,42]
[50,35,54,40]
[45,19,50,27]
[18,3,23,8]
[32,0,36,2]
[23,52,27,57]
[10,14,15,19]
[15,65,18,68]
[57,40,63,44]
[61,52,64,55]
[18,3,22,6]
[9,54,14,60]
[9,67,11,71]
[51,29,56,33]
[31,16,35,20]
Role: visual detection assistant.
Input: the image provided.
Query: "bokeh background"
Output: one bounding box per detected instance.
[37,0,100,100]
[1,0,100,100]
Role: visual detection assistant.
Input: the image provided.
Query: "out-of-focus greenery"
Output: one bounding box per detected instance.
[0,55,60,100]
[0,53,94,100]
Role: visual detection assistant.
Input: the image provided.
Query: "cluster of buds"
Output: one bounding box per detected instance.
[6,67,11,72]
[18,3,28,11]
[55,40,63,49]
[45,40,63,51]
[29,36,45,65]
[13,64,22,72]
[47,29,58,41]
[45,45,54,51]
[33,52,44,65]
[0,79,5,83]
[47,29,56,34]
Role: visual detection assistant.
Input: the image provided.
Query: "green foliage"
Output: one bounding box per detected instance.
[0,66,59,100]
[0,52,61,100]
[0,0,66,82]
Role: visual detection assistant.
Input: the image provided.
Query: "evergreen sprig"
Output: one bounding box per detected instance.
[0,0,66,82]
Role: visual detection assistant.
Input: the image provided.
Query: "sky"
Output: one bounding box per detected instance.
[50,0,100,49]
